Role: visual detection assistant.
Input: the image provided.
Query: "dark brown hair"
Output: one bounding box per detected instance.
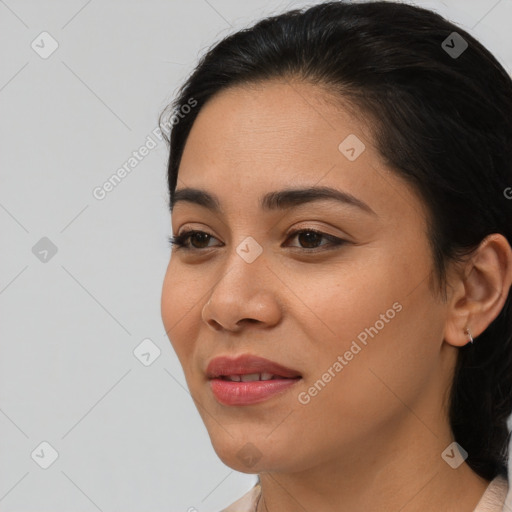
[160,1,512,480]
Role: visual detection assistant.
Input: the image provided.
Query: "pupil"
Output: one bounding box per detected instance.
[192,233,210,248]
[299,231,321,248]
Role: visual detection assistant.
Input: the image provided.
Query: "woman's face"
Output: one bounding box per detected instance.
[161,79,455,474]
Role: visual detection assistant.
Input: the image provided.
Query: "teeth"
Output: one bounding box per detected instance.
[223,372,280,382]
[240,373,261,382]
[225,375,241,382]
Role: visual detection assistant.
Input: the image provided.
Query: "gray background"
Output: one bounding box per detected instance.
[1,0,511,510]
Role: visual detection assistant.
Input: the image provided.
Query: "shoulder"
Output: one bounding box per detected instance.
[473,475,509,512]
[218,483,261,512]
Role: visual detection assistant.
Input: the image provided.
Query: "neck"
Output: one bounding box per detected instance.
[256,415,489,512]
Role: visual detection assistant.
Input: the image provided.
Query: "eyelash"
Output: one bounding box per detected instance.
[168,228,346,252]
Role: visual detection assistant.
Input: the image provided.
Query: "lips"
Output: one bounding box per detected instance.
[206,354,302,406]
[206,354,302,380]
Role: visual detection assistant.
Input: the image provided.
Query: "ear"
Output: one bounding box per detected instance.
[444,234,512,348]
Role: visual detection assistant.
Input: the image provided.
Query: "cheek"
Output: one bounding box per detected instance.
[295,248,437,402]
[289,254,404,352]
[160,260,205,367]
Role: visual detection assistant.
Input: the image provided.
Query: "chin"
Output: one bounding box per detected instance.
[210,433,297,475]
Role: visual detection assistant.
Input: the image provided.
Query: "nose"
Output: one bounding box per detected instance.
[200,252,282,332]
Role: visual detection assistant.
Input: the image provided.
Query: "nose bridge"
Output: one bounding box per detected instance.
[215,233,267,293]
[202,233,278,329]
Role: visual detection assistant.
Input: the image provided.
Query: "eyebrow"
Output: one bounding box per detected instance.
[170,186,377,216]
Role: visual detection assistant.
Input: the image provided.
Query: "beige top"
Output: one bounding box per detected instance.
[220,475,509,512]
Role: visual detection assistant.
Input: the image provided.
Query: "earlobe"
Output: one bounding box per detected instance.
[443,234,512,348]
[444,314,474,348]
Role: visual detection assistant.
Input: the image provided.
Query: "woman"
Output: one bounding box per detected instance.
[159,1,512,510]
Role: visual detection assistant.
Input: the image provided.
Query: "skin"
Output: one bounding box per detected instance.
[160,78,512,512]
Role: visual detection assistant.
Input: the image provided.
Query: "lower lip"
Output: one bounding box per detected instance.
[209,377,301,406]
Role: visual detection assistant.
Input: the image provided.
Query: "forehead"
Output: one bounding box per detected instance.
[175,79,426,226]
[182,79,361,164]
[179,80,372,190]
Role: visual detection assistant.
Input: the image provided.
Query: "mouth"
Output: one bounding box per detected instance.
[217,373,298,382]
[206,354,302,406]
[206,353,302,380]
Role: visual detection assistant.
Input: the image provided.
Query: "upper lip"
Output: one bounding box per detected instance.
[206,354,302,379]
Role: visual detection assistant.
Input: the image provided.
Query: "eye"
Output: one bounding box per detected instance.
[286,228,345,250]
[168,230,219,250]
[168,228,346,252]
[169,228,347,252]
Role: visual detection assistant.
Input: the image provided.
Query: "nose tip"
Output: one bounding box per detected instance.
[200,260,282,331]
